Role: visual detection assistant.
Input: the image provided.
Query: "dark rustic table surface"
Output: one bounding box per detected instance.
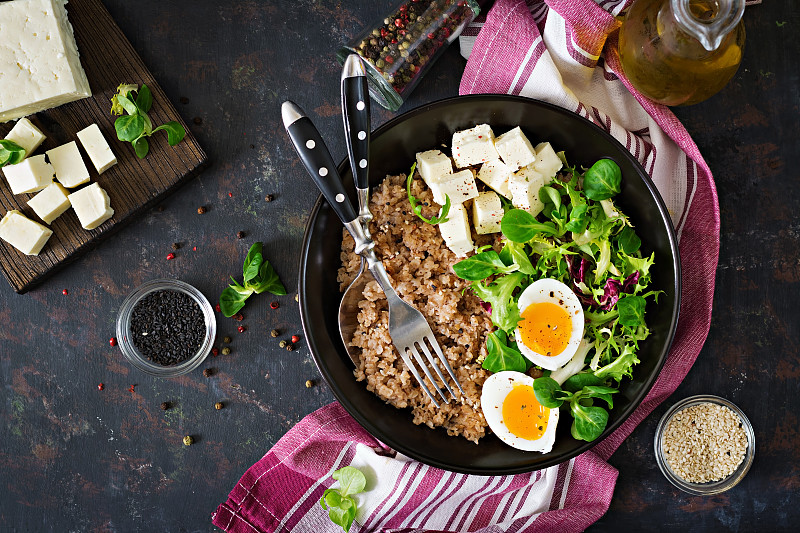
[1,1,798,531]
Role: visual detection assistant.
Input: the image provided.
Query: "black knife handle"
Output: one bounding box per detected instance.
[285,112,357,225]
[341,75,370,191]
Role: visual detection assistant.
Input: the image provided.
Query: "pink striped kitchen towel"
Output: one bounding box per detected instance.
[213,1,739,531]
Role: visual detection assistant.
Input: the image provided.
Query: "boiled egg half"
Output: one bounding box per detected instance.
[515,278,584,371]
[481,371,558,452]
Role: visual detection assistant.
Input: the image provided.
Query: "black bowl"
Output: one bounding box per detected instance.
[299,95,680,474]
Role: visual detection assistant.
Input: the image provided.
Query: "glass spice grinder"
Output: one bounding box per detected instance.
[337,0,482,112]
[618,0,746,106]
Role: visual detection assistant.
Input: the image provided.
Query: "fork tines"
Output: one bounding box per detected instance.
[398,335,464,408]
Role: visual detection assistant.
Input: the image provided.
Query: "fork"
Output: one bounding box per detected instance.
[281,100,464,407]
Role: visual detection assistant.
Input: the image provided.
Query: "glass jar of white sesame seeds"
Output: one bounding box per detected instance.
[654,395,755,495]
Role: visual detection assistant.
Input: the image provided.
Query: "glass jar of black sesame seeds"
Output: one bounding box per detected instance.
[116,279,216,377]
[337,0,481,111]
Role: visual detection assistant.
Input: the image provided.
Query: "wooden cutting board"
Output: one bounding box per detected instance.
[0,0,209,293]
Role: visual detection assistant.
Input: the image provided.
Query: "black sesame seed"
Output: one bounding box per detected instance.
[130,290,205,366]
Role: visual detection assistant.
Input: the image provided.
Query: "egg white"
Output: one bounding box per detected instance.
[480,371,559,452]
[514,278,585,371]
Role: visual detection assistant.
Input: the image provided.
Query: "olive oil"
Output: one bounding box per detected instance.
[619,0,745,106]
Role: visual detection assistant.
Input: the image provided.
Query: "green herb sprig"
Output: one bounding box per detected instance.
[406,162,451,224]
[219,242,286,317]
[0,139,26,167]
[110,83,186,159]
[320,466,367,532]
[533,375,619,441]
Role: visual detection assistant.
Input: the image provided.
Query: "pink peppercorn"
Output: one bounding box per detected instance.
[98,383,104,391]
[237,326,245,333]
[166,253,175,260]
[62,289,68,295]
[291,335,300,343]
[109,337,117,347]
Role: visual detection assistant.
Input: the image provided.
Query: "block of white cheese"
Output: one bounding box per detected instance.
[0,210,53,255]
[415,149,452,186]
[476,159,512,199]
[76,124,117,174]
[437,202,473,257]
[47,141,90,188]
[533,142,564,184]
[1,154,54,194]
[452,124,499,168]
[472,191,504,235]
[0,0,92,123]
[494,127,537,171]
[68,182,114,230]
[27,182,71,224]
[429,169,479,206]
[4,118,46,158]
[509,165,545,216]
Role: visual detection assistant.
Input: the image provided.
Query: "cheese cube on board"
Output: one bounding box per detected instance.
[77,124,117,174]
[477,159,512,199]
[1,154,54,194]
[0,210,53,255]
[27,182,71,224]
[68,183,114,230]
[429,169,479,206]
[533,142,564,184]
[494,127,537,171]
[509,166,545,216]
[0,0,92,123]
[415,150,452,186]
[437,202,473,257]
[4,118,46,158]
[472,191,503,235]
[452,125,499,168]
[47,142,90,188]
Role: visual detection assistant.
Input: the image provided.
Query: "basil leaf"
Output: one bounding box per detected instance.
[570,403,609,441]
[533,377,565,408]
[0,139,26,167]
[332,466,367,497]
[618,226,641,254]
[153,121,186,146]
[243,254,263,285]
[453,250,518,281]
[135,83,153,114]
[219,287,249,318]
[501,209,557,243]
[243,242,264,280]
[482,330,528,373]
[562,372,603,393]
[617,295,646,326]
[133,136,149,159]
[583,159,622,201]
[252,260,287,295]
[115,114,145,142]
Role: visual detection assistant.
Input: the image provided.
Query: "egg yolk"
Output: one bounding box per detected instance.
[519,302,572,357]
[502,384,550,440]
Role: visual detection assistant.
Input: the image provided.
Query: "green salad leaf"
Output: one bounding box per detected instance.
[109,83,186,158]
[471,272,525,333]
[0,139,26,168]
[583,159,622,200]
[219,242,286,317]
[320,466,367,532]
[453,250,518,281]
[483,330,529,373]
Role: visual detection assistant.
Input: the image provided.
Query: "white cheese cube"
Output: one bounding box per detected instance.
[0,210,53,255]
[47,141,90,188]
[27,182,71,224]
[1,154,54,194]
[477,159,512,199]
[429,169,479,206]
[77,124,117,174]
[437,202,473,257]
[494,127,537,171]
[0,0,92,123]
[4,118,46,158]
[452,124,499,168]
[68,183,114,230]
[472,191,503,235]
[415,149,452,186]
[533,142,564,184]
[509,165,545,216]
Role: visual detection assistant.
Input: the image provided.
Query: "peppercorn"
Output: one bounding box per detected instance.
[291,335,300,344]
[270,329,279,338]
[98,383,104,391]
[295,294,299,303]
[62,289,68,295]
[172,242,180,250]
[286,344,295,352]
[109,337,117,347]
[166,252,175,261]
[233,313,244,321]
[160,401,170,410]
[197,206,207,214]
[156,205,165,212]
[183,435,194,446]
[215,402,224,410]
[193,117,202,125]
[221,347,231,356]
[180,96,189,104]
[279,340,287,348]
[305,380,313,388]
[265,194,274,202]
[215,304,221,312]
[270,301,279,309]
[212,348,219,357]
[223,336,232,344]
[237,325,245,333]
[236,231,245,239]
[203,368,213,377]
